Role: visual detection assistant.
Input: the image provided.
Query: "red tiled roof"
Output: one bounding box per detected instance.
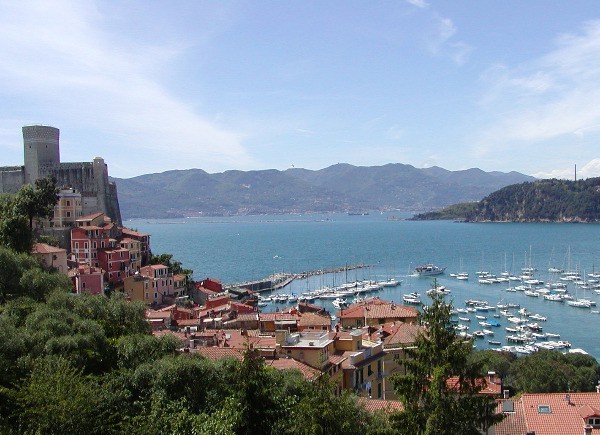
[267,357,321,379]
[145,310,172,319]
[197,347,243,361]
[445,376,502,396]
[359,398,404,413]
[77,212,104,221]
[339,298,419,320]
[494,393,600,435]
[121,228,149,237]
[494,398,527,435]
[177,318,201,327]
[32,243,66,254]
[297,312,331,328]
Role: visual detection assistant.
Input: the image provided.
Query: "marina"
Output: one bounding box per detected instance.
[132,213,600,359]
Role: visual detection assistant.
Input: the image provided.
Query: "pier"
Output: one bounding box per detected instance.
[225,264,370,293]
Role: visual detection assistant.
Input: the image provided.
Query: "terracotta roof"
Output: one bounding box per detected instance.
[359,398,404,413]
[236,313,260,322]
[121,228,149,237]
[328,353,348,366]
[260,312,297,321]
[177,318,202,327]
[494,398,527,435]
[145,310,172,320]
[493,393,600,435]
[77,212,104,221]
[197,347,243,361]
[32,243,66,254]
[365,321,422,348]
[445,376,502,396]
[297,312,331,328]
[267,357,321,379]
[339,298,419,320]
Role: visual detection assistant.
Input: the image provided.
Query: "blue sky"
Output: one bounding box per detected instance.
[1,1,600,179]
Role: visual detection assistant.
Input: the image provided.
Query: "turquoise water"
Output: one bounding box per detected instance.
[128,213,600,359]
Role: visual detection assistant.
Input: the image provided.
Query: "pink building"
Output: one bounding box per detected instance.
[69,265,105,295]
[140,264,175,305]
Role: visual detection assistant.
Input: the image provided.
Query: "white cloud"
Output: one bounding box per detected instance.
[478,20,600,156]
[406,0,429,8]
[0,1,253,176]
[426,15,471,65]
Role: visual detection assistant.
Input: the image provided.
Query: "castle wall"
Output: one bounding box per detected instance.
[0,167,25,194]
[23,125,60,184]
[2,126,122,226]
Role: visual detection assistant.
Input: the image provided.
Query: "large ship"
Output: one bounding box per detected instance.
[415,264,446,276]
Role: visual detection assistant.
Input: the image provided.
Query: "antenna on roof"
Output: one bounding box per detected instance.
[575,164,577,182]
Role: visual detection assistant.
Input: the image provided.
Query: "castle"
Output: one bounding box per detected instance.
[0,125,122,225]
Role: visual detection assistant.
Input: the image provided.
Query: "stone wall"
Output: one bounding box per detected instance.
[0,167,25,194]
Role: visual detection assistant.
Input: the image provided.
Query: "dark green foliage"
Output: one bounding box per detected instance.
[468,177,600,222]
[506,350,600,393]
[14,176,59,230]
[412,202,478,220]
[390,290,504,434]
[468,349,517,380]
[150,252,193,276]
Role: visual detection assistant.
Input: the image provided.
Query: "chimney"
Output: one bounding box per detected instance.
[566,394,571,405]
[488,371,496,382]
[503,389,509,399]
[596,382,600,394]
[584,425,593,435]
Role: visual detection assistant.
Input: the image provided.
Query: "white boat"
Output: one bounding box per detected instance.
[415,264,446,276]
[403,295,421,305]
[567,300,591,308]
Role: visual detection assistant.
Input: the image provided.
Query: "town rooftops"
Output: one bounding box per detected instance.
[281,331,333,349]
[32,243,66,254]
[339,297,419,320]
[266,357,321,380]
[494,392,600,435]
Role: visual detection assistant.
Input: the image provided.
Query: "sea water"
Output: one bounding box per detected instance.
[128,213,600,359]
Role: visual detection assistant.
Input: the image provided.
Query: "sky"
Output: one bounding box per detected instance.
[1,1,600,179]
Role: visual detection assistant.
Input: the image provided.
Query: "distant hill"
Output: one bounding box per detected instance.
[112,163,535,219]
[414,177,600,222]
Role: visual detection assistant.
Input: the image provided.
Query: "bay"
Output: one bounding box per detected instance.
[128,213,600,359]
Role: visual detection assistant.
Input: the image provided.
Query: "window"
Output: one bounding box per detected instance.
[537,405,551,414]
[66,200,70,206]
[93,242,97,249]
[154,292,158,299]
[589,418,600,426]
[101,241,105,248]
[84,242,88,249]
[145,292,149,299]
[368,364,373,376]
[66,211,71,217]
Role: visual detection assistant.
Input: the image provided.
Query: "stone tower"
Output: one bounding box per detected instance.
[23,125,60,184]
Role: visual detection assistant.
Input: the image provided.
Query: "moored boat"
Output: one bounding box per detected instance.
[415,264,446,276]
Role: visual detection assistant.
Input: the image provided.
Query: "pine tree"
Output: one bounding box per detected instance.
[390,287,504,434]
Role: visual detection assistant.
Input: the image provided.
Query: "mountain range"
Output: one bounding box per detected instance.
[112,163,536,219]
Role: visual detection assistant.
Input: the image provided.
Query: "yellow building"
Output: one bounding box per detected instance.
[122,273,152,304]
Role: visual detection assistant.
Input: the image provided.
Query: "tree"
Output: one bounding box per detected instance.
[13,176,59,230]
[150,253,193,277]
[507,350,600,393]
[0,195,32,253]
[390,290,504,435]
